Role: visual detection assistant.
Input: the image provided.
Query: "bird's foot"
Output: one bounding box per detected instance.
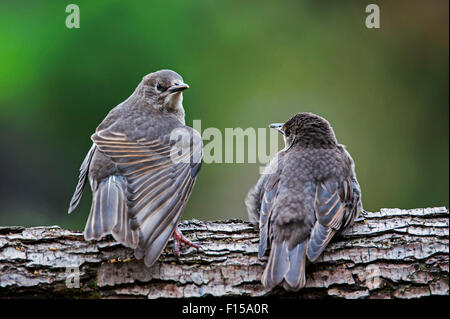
[173,227,200,258]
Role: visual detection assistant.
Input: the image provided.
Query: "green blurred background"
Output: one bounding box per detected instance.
[0,0,448,230]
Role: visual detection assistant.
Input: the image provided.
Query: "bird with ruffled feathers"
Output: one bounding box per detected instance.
[246,112,362,291]
[68,70,202,267]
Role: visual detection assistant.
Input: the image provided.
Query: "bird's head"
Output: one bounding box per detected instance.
[270,112,338,149]
[139,69,189,113]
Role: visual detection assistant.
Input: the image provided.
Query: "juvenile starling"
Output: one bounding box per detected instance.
[245,112,362,291]
[68,70,202,267]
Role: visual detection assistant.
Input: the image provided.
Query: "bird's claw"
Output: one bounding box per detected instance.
[173,227,200,258]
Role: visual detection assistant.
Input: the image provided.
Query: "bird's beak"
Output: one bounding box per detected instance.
[168,83,189,94]
[269,123,284,135]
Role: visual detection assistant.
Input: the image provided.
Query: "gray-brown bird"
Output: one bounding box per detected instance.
[68,69,202,267]
[245,112,362,291]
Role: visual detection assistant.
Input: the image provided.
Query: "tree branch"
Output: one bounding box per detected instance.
[0,207,448,299]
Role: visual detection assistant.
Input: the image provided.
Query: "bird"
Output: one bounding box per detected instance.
[68,69,203,267]
[245,112,362,291]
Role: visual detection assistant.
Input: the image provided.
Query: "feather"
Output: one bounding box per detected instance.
[68,144,95,214]
[92,126,202,267]
[84,175,138,249]
[283,241,307,290]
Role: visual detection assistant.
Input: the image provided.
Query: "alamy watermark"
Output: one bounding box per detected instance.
[168,120,282,174]
[65,4,80,29]
[365,4,380,29]
[65,266,80,288]
[65,3,381,30]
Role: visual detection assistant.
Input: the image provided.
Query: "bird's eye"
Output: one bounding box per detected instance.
[285,129,291,137]
[156,83,164,91]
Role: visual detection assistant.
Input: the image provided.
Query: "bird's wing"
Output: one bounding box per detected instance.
[92,126,203,267]
[306,177,361,262]
[258,178,279,259]
[257,156,283,259]
[245,173,268,226]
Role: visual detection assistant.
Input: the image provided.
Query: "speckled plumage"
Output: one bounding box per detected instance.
[68,70,202,267]
[245,112,362,291]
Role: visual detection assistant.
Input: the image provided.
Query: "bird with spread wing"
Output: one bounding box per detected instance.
[68,70,202,267]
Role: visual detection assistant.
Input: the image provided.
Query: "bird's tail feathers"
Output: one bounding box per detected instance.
[84,175,138,249]
[261,240,307,291]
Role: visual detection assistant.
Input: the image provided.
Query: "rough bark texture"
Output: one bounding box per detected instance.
[0,207,448,299]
